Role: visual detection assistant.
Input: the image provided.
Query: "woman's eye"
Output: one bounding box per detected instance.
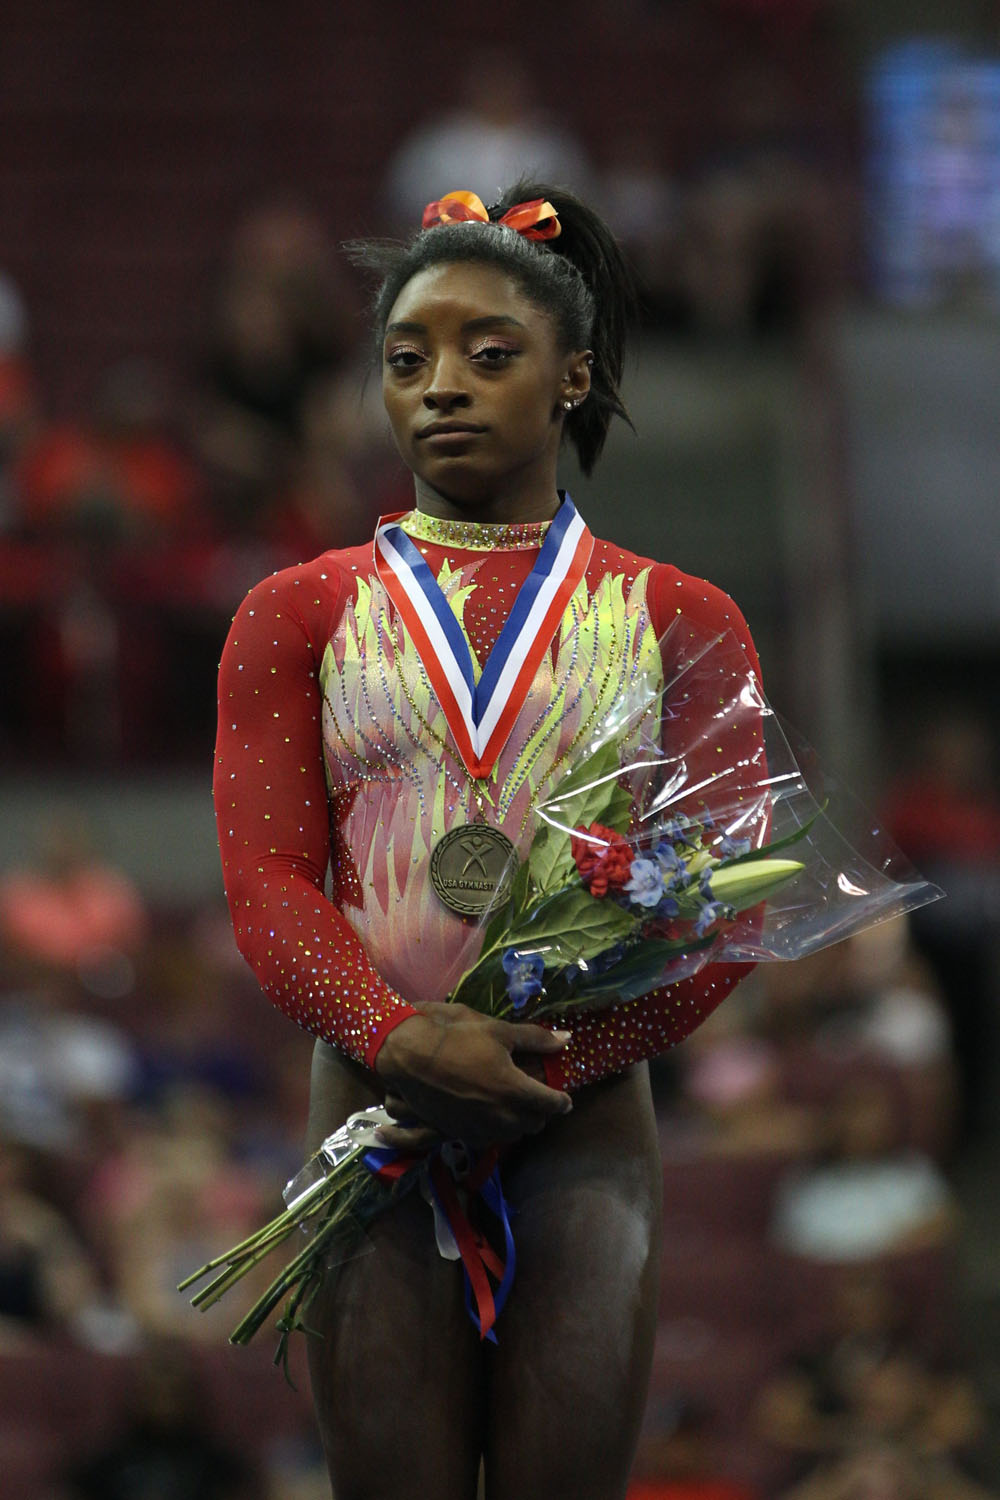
[470,342,517,363]
[386,347,424,368]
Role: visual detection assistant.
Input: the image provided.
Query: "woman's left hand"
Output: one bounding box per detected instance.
[378,1050,557,1152]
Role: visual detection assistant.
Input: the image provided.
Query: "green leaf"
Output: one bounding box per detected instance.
[465,858,530,961]
[538,738,631,836]
[602,778,634,830]
[450,953,506,1014]
[527,823,576,895]
[478,896,516,956]
[506,886,635,966]
[550,934,716,1006]
[508,856,532,915]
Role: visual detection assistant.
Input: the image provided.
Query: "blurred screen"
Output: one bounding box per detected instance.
[868,39,1000,310]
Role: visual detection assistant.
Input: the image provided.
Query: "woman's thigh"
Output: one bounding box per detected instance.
[484,1066,663,1500]
[304,1041,486,1500]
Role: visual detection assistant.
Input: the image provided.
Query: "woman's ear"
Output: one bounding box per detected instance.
[560,349,593,411]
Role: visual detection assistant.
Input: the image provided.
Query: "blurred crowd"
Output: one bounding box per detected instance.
[1,41,999,1500]
[0,812,997,1497]
[0,49,845,769]
[0,197,406,766]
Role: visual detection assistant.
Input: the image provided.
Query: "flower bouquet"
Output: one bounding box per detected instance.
[180,622,941,1363]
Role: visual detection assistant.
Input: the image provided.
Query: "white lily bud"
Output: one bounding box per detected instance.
[705,858,804,912]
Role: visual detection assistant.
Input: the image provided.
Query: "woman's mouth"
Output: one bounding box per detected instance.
[417,421,487,445]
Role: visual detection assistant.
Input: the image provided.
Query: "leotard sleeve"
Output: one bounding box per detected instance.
[544,565,766,1093]
[214,561,418,1069]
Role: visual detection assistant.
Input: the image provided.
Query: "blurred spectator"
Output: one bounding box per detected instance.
[755,1266,984,1473]
[0,267,40,531]
[0,357,40,531]
[598,125,681,330]
[13,359,203,545]
[882,712,1000,1143]
[629,1398,758,1499]
[776,1443,999,1500]
[0,973,140,1153]
[250,365,396,556]
[62,1338,262,1500]
[752,919,957,1162]
[382,50,592,227]
[89,1085,269,1343]
[0,813,148,972]
[0,1138,109,1346]
[196,201,355,540]
[828,925,952,1074]
[918,82,994,310]
[807,923,956,1162]
[0,269,29,356]
[883,714,1000,875]
[769,1079,957,1265]
[678,1012,819,1160]
[657,60,845,341]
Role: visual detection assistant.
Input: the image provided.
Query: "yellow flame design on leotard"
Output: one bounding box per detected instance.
[318,556,661,1004]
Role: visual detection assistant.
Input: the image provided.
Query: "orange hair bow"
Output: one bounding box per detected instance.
[421,190,561,241]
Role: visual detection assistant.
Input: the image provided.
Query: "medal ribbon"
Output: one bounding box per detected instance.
[373,496,593,779]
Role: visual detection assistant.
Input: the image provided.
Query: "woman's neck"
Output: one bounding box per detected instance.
[411,476,562,526]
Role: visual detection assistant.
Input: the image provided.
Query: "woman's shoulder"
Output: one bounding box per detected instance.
[234,541,374,621]
[589,535,756,654]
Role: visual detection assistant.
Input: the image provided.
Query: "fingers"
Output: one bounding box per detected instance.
[496,1020,572,1054]
[509,1070,573,1118]
[374,1120,440,1153]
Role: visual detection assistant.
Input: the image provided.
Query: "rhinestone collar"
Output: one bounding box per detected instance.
[400,509,552,553]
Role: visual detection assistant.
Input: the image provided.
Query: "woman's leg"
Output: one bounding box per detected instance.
[484,1066,663,1500]
[304,1041,486,1500]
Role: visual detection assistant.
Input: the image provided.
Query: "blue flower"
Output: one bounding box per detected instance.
[599,943,629,973]
[657,844,693,896]
[718,834,752,859]
[653,840,684,874]
[501,949,545,1010]
[624,857,665,908]
[694,900,726,938]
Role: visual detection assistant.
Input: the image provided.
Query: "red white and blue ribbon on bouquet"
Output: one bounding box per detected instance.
[363,1141,515,1342]
[284,1109,515,1342]
[374,497,593,779]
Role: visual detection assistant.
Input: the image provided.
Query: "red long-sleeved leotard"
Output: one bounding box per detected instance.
[215,507,766,1092]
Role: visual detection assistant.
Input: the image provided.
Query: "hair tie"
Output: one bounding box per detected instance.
[422,190,561,241]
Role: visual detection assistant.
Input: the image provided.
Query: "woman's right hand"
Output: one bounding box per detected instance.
[373,1002,572,1150]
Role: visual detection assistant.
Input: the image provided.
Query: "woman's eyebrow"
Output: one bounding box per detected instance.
[384,315,527,336]
[463,315,527,332]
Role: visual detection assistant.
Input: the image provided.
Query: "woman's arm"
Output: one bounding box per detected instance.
[216,563,570,1138]
[215,564,421,1067]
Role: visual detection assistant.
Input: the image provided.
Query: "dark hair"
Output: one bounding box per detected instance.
[346,181,635,475]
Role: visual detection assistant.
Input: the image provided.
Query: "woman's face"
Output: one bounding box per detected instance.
[381,260,590,518]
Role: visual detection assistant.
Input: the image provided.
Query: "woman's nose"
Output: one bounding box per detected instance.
[422,353,470,410]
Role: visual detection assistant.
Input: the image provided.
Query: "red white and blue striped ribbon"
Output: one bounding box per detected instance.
[373,496,593,779]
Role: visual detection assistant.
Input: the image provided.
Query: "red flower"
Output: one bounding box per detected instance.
[571,823,633,898]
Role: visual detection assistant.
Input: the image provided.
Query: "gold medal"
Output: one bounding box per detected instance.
[429,824,516,916]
